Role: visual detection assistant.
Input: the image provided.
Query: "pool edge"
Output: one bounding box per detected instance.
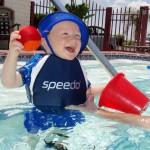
[0,50,150,63]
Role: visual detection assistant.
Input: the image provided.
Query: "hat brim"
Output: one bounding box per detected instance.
[38,12,89,53]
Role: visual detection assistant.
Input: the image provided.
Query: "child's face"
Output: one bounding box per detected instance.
[47,21,81,60]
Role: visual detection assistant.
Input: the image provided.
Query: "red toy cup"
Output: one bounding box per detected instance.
[99,73,149,114]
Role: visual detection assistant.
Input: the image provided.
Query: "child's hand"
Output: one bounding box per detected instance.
[9,31,24,57]
[66,94,98,113]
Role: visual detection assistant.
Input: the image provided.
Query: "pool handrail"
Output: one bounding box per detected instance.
[50,0,118,77]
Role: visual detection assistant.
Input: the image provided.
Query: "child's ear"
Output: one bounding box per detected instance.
[41,38,51,54]
[41,38,47,49]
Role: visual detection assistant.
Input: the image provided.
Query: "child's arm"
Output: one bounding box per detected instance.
[87,85,105,97]
[66,95,150,129]
[1,31,24,88]
[95,108,150,129]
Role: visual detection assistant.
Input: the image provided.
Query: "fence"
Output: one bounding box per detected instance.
[111,6,150,53]
[30,0,150,54]
[0,0,4,6]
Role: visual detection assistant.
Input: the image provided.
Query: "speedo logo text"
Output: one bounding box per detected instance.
[42,81,81,90]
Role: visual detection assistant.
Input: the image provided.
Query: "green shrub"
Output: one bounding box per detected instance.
[124,40,135,46]
[34,13,46,27]
[65,1,94,21]
[114,34,124,46]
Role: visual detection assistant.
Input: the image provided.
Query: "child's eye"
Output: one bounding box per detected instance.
[75,34,81,38]
[63,32,68,35]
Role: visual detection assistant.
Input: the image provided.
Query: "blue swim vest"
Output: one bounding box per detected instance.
[18,55,89,111]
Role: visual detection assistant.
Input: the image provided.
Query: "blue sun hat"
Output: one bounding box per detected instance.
[38,11,89,54]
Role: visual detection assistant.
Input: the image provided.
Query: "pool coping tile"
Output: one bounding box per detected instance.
[0,50,150,63]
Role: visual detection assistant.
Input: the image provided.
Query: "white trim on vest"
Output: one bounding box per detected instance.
[30,55,50,103]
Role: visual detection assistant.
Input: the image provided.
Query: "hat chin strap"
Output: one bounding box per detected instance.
[45,36,55,55]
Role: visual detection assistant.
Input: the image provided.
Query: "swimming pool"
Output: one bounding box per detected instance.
[0,59,150,150]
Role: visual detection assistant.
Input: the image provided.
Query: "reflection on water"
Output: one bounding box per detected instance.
[0,59,150,150]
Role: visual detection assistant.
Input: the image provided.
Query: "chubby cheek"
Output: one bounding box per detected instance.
[48,35,61,51]
[75,41,81,54]
[78,42,81,52]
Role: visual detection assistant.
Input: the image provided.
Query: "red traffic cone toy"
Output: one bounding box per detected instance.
[99,73,149,114]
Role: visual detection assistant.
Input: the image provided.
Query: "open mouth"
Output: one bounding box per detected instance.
[65,46,75,53]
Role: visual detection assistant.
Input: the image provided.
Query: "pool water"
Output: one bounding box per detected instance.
[0,59,150,150]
